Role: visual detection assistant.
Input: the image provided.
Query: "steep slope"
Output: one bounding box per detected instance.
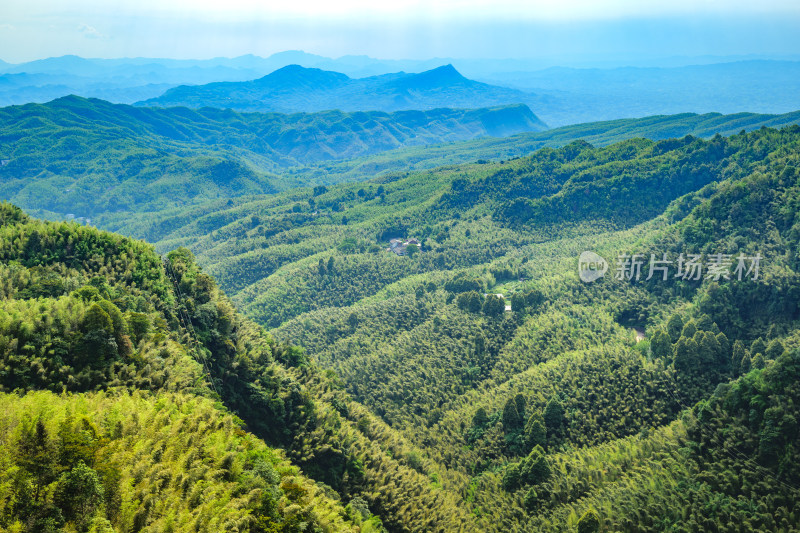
[137,64,553,118]
[0,203,363,532]
[0,203,480,532]
[0,391,359,532]
[110,126,800,530]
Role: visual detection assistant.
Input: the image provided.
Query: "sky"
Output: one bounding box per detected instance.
[1,0,800,64]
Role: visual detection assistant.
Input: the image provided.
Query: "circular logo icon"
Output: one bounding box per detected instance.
[579,251,608,283]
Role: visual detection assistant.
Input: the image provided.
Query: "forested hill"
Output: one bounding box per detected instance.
[0,203,485,532]
[2,94,796,236]
[4,116,800,530]
[287,109,800,187]
[137,63,552,116]
[0,96,543,221]
[111,125,800,530]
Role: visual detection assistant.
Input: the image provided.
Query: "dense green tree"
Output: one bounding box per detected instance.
[127,312,151,344]
[514,394,527,420]
[472,407,489,429]
[511,293,526,313]
[502,463,520,491]
[740,352,752,373]
[76,302,118,369]
[673,336,698,373]
[666,314,684,343]
[543,397,565,440]
[577,509,601,533]
[731,340,746,374]
[750,337,767,358]
[483,294,506,318]
[680,320,697,340]
[502,397,523,433]
[15,418,57,502]
[650,328,672,360]
[517,445,550,486]
[523,412,547,450]
[53,462,104,525]
[765,339,784,360]
[457,291,482,313]
[58,416,99,469]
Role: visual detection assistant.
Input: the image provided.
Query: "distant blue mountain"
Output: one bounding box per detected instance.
[0,53,798,126]
[137,64,550,118]
[254,64,350,91]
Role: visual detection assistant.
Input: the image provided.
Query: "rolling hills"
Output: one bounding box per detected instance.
[4,81,800,531]
[0,96,544,222]
[4,120,800,531]
[138,124,800,531]
[2,94,798,238]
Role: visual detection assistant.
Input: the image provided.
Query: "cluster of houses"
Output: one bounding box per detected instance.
[388,238,421,256]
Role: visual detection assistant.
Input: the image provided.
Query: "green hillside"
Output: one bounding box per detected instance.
[1,95,796,238]
[116,125,800,531]
[287,109,800,187]
[3,117,800,531]
[0,96,543,222]
[0,391,359,533]
[0,203,480,532]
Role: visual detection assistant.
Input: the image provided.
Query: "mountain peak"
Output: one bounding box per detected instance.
[432,64,460,75]
[256,64,349,89]
[393,64,469,90]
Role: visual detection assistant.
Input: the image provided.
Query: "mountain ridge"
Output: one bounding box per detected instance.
[2,54,799,126]
[137,63,545,115]
[0,96,547,221]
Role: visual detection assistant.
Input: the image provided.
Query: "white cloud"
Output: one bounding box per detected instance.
[79,23,105,39]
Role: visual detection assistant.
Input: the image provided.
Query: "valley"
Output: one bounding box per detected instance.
[1,43,800,533]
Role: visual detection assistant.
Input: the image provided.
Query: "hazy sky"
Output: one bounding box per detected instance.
[2,0,800,63]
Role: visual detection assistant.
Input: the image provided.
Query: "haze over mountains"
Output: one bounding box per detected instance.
[137,64,554,117]
[2,52,799,126]
[137,61,800,126]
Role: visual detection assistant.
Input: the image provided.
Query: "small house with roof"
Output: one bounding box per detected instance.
[387,237,422,256]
